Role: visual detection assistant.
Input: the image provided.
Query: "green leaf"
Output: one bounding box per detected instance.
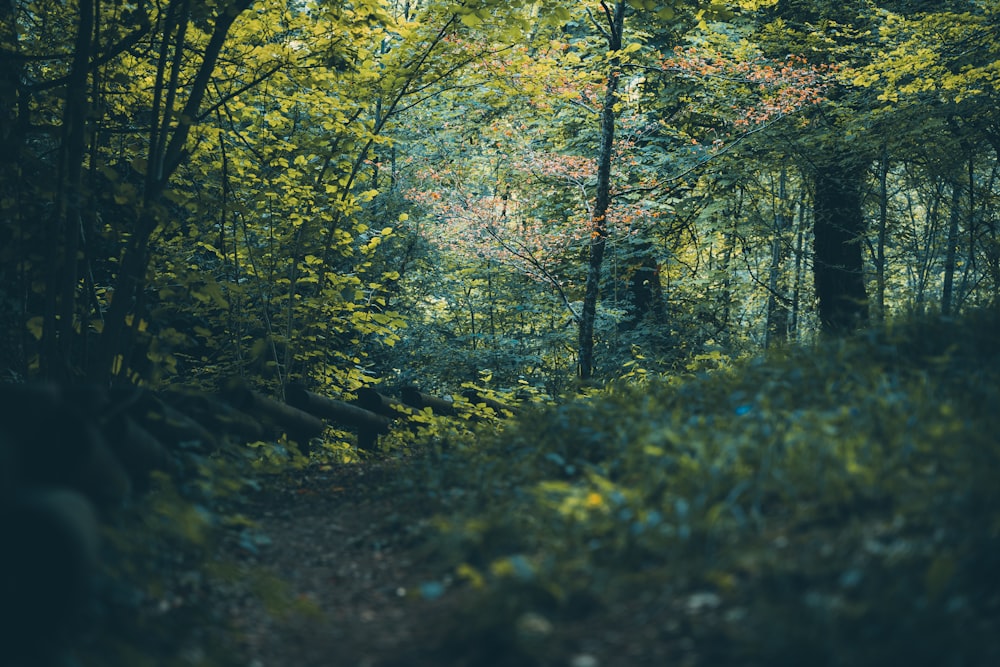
[460,12,482,28]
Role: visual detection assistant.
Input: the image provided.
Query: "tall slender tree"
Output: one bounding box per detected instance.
[579,0,626,380]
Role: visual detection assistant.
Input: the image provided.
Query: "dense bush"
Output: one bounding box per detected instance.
[400,307,1000,666]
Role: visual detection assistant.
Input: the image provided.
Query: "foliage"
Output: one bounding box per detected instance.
[3,0,1000,660]
[852,4,1000,107]
[397,307,1000,665]
[4,0,1000,392]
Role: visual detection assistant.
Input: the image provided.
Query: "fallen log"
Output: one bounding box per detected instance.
[225,379,325,444]
[111,386,220,452]
[399,386,457,416]
[286,383,391,450]
[355,387,413,420]
[162,388,266,444]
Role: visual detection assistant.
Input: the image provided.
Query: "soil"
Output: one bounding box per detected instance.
[217,460,472,667]
[210,458,719,667]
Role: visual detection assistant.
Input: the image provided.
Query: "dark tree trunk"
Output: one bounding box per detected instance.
[622,244,665,330]
[717,201,742,342]
[0,0,20,160]
[811,157,869,334]
[957,156,977,305]
[578,0,625,380]
[0,0,26,376]
[42,0,94,379]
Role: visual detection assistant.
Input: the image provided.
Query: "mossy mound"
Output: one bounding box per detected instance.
[405,308,1000,667]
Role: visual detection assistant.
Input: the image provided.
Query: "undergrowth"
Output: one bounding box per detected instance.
[397,308,1000,667]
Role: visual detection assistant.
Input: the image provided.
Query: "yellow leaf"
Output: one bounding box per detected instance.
[26,316,43,340]
[456,563,485,589]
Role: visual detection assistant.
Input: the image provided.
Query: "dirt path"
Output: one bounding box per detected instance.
[211,461,698,667]
[219,461,464,667]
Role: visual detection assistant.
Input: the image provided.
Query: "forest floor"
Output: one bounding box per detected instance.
[218,460,463,667]
[215,459,689,667]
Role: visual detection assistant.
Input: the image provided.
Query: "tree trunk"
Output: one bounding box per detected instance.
[874,147,889,322]
[578,0,624,380]
[0,0,26,376]
[765,169,789,348]
[622,242,665,330]
[941,179,962,316]
[788,197,807,341]
[41,0,95,378]
[0,0,20,160]
[717,198,742,342]
[811,156,869,334]
[957,156,978,305]
[985,146,1000,296]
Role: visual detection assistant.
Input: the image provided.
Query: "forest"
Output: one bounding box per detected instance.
[1,0,999,665]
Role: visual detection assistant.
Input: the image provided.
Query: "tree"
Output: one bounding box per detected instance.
[396,0,835,384]
[809,147,870,332]
[93,0,257,382]
[853,1,1000,312]
[578,1,627,380]
[0,0,260,381]
[752,1,882,334]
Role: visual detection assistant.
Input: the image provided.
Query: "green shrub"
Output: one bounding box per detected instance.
[404,307,1000,666]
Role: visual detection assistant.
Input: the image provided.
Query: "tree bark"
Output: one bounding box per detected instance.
[811,155,869,334]
[789,199,806,341]
[941,179,962,316]
[578,0,625,380]
[765,169,789,348]
[957,156,977,305]
[874,147,889,322]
